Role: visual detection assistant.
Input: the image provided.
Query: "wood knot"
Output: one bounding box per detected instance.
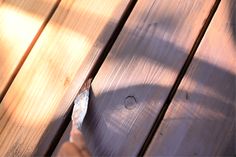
[64,77,71,87]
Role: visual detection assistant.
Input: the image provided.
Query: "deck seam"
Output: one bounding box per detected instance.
[138,0,222,156]
[45,0,138,155]
[0,0,62,102]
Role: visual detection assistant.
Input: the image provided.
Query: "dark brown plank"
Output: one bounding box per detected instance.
[82,0,216,156]
[146,0,236,156]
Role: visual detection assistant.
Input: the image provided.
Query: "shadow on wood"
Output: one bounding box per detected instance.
[230,0,236,42]
[34,4,236,155]
[23,1,236,156]
[0,0,131,156]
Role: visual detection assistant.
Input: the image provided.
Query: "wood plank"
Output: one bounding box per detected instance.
[0,0,129,156]
[83,0,216,156]
[0,0,58,99]
[146,0,236,156]
[52,122,71,156]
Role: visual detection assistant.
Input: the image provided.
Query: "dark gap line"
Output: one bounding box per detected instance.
[0,0,62,151]
[44,0,138,156]
[138,0,221,156]
[0,0,62,102]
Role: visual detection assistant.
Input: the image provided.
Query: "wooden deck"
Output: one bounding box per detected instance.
[0,0,235,156]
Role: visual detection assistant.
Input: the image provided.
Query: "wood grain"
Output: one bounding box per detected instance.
[0,0,129,156]
[0,0,58,99]
[146,0,236,156]
[83,0,216,156]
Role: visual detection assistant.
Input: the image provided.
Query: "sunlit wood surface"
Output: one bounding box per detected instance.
[0,0,235,156]
[0,0,129,156]
[146,0,236,156]
[0,0,58,99]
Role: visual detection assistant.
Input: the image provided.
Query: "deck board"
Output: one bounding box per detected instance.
[146,0,236,156]
[52,122,72,156]
[0,0,129,156]
[82,0,216,156]
[0,0,58,100]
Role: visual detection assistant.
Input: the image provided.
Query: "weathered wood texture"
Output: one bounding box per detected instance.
[0,0,58,99]
[146,0,236,156]
[84,0,216,156]
[0,0,129,156]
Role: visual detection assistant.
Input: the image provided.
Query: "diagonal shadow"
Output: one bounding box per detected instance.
[34,81,235,156]
[2,0,233,99]
[2,0,235,156]
[2,0,124,35]
[82,83,235,156]
[230,0,236,42]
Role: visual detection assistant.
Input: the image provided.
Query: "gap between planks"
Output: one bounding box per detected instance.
[47,0,138,155]
[0,0,132,156]
[138,0,222,155]
[146,0,235,155]
[71,0,218,156]
[0,0,62,102]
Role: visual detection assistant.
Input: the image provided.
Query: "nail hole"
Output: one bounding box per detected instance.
[124,96,137,110]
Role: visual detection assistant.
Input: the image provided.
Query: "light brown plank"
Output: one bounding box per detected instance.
[146,0,236,156]
[83,0,216,156]
[0,0,129,156]
[0,0,58,99]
